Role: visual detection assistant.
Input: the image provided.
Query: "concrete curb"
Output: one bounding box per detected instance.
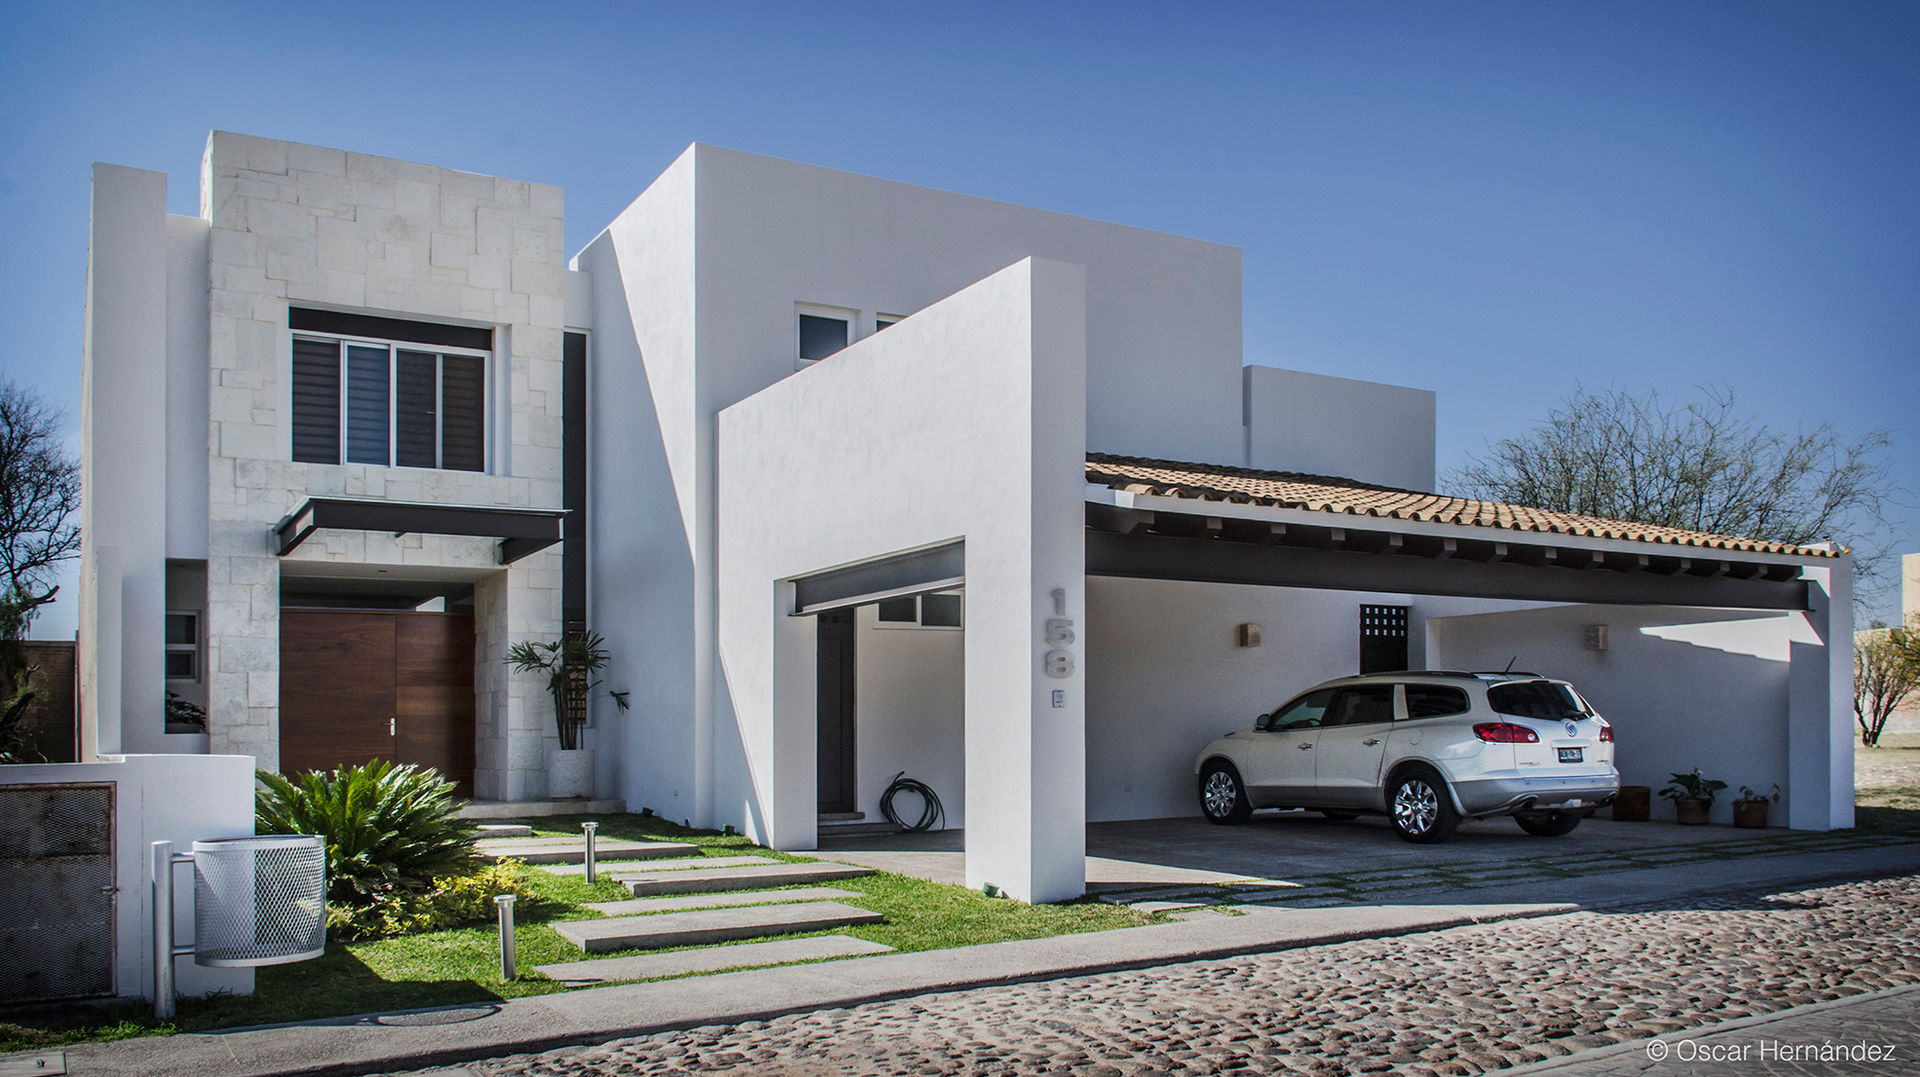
[1494,983,1920,1076]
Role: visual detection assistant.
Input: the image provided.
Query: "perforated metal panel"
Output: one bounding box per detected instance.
[1359,604,1410,674]
[0,783,115,1003]
[192,835,327,967]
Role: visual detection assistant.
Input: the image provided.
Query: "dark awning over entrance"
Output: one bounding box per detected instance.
[272,498,566,565]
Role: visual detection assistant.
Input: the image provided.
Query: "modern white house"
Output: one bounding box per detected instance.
[75,132,1853,904]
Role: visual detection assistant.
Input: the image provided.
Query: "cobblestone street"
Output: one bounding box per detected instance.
[397,873,1920,1077]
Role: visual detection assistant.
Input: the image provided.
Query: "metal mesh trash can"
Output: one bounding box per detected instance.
[191,835,327,966]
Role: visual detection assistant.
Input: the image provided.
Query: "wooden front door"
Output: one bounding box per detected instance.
[280,610,477,794]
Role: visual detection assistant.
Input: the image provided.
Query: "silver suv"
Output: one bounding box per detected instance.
[1193,671,1618,842]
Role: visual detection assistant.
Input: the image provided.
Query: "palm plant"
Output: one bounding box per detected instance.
[256,760,479,906]
[505,630,627,750]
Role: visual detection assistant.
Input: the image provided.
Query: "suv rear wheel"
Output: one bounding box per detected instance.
[1388,767,1460,843]
[1514,811,1583,837]
[1199,762,1252,825]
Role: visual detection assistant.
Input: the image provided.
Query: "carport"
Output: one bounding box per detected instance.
[1079,455,1852,836]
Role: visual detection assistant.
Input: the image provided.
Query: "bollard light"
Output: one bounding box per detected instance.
[582,821,599,884]
[494,894,517,981]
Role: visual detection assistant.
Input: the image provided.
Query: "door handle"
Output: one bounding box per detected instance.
[1363,738,1381,746]
[1297,742,1314,750]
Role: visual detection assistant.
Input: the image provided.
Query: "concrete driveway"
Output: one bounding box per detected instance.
[817,811,1898,904]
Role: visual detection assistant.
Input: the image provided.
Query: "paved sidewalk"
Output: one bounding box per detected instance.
[29,840,1920,1077]
[1503,984,1920,1076]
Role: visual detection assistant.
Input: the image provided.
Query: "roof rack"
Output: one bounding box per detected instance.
[1470,670,1544,680]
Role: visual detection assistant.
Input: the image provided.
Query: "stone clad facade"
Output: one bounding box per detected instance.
[198,132,567,798]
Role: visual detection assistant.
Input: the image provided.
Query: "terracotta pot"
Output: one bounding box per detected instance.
[1674,798,1710,825]
[1612,785,1651,822]
[1733,800,1770,828]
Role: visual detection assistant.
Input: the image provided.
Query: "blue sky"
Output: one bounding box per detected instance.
[3,1,1916,633]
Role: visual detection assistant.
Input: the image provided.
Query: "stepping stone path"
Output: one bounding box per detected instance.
[617,860,875,896]
[495,829,888,987]
[584,886,861,917]
[534,936,894,985]
[476,822,534,839]
[475,836,699,865]
[540,855,778,877]
[551,900,884,953]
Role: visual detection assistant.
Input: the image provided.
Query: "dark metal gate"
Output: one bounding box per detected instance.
[1359,604,1410,675]
[0,782,116,1003]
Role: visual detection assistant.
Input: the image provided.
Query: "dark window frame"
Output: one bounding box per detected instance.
[164,610,201,683]
[871,592,965,630]
[290,330,491,472]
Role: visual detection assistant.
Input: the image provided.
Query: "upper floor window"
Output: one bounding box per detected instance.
[797,308,851,365]
[290,314,490,471]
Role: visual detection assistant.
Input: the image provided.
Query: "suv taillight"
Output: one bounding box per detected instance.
[1599,724,1614,743]
[1473,722,1540,744]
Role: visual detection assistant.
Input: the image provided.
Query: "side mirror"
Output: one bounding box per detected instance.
[1254,712,1272,731]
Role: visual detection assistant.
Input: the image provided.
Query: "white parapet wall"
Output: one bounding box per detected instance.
[717,256,1089,904]
[2,754,258,1002]
[1243,365,1437,492]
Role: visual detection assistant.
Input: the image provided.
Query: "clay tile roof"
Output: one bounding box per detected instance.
[1084,453,1837,559]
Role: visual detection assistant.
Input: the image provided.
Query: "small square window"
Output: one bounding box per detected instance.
[876,597,918,623]
[165,611,201,682]
[920,592,963,628]
[875,314,902,332]
[798,313,849,363]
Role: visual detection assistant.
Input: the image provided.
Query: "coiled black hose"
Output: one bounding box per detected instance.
[880,771,945,832]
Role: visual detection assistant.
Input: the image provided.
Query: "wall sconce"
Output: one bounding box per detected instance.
[1584,624,1609,652]
[1237,623,1262,648]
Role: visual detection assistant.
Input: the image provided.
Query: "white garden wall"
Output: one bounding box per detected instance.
[2,754,257,1002]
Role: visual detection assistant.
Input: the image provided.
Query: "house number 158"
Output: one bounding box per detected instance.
[1044,588,1075,678]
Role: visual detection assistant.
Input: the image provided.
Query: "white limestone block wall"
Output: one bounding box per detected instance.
[197,132,566,797]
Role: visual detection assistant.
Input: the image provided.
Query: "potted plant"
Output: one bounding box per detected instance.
[506,631,629,799]
[1733,783,1780,828]
[1658,768,1726,825]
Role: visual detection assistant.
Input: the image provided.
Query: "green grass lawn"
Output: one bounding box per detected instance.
[0,815,1150,1053]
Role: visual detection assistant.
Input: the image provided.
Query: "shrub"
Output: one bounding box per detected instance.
[326,861,537,941]
[256,760,479,908]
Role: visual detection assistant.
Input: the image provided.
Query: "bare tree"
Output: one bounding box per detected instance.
[1448,385,1898,589]
[1855,624,1920,748]
[0,378,81,624]
[0,379,79,762]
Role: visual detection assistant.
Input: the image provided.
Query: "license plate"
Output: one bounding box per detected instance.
[1558,747,1584,763]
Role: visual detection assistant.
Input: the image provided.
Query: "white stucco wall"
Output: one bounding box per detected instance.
[717,256,1087,903]
[3,754,257,1002]
[80,164,170,759]
[1243,365,1437,490]
[852,607,967,828]
[166,215,211,560]
[1085,576,1421,821]
[1429,603,1810,826]
[572,149,701,817]
[578,143,1246,831]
